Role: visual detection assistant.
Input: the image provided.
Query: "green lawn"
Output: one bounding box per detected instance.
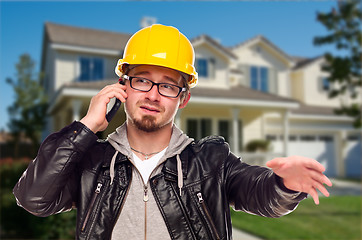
[231,196,361,240]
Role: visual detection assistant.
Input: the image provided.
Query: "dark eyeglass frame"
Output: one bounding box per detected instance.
[123,75,186,98]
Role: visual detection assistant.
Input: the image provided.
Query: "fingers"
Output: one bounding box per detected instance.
[80,83,127,133]
[308,187,320,205]
[313,180,330,197]
[305,158,326,173]
[306,169,332,204]
[98,83,127,103]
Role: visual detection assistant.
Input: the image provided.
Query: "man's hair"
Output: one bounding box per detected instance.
[179,72,190,102]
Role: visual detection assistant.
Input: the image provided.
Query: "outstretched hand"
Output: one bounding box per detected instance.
[266,156,332,205]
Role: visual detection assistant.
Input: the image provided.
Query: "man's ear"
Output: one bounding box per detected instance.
[179,92,191,109]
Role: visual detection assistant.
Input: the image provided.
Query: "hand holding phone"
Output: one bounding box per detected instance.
[106,78,125,122]
[80,77,127,133]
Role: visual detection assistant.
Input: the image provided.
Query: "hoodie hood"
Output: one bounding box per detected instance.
[107,122,193,191]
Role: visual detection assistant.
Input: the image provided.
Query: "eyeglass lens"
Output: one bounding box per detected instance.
[130,77,182,98]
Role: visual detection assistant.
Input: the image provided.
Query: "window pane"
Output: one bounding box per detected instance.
[238,120,243,151]
[80,58,90,81]
[187,119,198,140]
[92,58,104,80]
[201,119,212,138]
[250,66,258,90]
[218,120,230,143]
[196,59,208,77]
[322,77,330,90]
[260,67,268,92]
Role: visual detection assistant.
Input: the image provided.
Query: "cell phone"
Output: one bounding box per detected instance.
[105,77,125,122]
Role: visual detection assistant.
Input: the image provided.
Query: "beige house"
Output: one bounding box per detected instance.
[41,22,361,178]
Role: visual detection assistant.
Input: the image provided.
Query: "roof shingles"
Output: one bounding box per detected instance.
[45,22,132,50]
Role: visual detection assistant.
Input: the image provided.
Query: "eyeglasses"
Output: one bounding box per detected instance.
[123,75,186,98]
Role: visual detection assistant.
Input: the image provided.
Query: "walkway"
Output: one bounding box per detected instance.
[232,227,262,240]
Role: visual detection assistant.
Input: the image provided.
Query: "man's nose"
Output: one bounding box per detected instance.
[145,84,161,101]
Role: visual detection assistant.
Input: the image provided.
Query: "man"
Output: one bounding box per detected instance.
[13,24,332,240]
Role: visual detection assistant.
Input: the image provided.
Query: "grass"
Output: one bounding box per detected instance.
[230,196,361,240]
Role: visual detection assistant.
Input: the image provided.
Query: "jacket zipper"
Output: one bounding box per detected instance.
[134,160,156,240]
[197,193,221,240]
[144,185,148,240]
[81,182,102,232]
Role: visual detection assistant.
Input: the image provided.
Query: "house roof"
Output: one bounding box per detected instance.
[231,35,294,63]
[190,85,298,105]
[191,34,238,60]
[54,80,351,121]
[44,22,238,60]
[62,79,116,90]
[292,56,323,70]
[44,22,132,50]
[291,103,337,116]
[58,80,298,107]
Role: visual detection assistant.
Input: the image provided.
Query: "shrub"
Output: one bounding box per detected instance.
[245,139,270,152]
[0,161,76,239]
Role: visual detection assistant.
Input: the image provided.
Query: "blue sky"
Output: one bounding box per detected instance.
[0,1,337,131]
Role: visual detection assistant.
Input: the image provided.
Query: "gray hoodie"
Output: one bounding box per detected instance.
[107,123,193,240]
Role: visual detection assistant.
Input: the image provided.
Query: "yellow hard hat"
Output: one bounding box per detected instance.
[115,24,198,88]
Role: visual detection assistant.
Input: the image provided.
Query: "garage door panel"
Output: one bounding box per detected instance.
[345,136,362,178]
[270,135,337,177]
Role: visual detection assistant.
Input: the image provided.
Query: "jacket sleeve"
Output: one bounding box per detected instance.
[13,121,98,217]
[224,151,307,218]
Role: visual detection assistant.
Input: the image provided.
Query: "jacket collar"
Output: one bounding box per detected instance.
[162,148,190,181]
[103,123,193,171]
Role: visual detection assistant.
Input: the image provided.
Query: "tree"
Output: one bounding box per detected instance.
[6,53,48,158]
[314,0,362,128]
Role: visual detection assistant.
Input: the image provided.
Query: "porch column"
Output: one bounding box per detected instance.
[283,110,290,156]
[232,108,240,153]
[336,131,347,178]
[72,99,82,121]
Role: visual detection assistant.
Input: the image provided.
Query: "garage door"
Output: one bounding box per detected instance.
[345,134,362,178]
[268,134,337,177]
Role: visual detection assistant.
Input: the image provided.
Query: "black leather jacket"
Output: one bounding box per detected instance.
[13,121,306,240]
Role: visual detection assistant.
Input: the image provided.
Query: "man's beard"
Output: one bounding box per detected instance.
[133,115,161,132]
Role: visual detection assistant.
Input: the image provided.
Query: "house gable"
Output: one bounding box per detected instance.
[291,56,342,107]
[231,35,294,97]
[41,22,131,95]
[191,35,237,89]
[231,35,294,68]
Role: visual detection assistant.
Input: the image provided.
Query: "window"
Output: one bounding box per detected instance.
[186,118,212,140]
[218,120,243,151]
[187,119,198,140]
[218,120,230,143]
[187,118,243,151]
[196,59,208,77]
[289,135,297,141]
[238,120,243,151]
[321,77,330,91]
[266,135,277,141]
[319,135,333,142]
[300,135,316,141]
[79,57,104,81]
[347,135,360,141]
[250,66,269,92]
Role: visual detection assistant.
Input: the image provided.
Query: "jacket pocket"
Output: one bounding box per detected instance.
[196,192,221,240]
[81,182,103,232]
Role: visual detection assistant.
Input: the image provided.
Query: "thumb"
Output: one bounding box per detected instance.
[266,158,282,169]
